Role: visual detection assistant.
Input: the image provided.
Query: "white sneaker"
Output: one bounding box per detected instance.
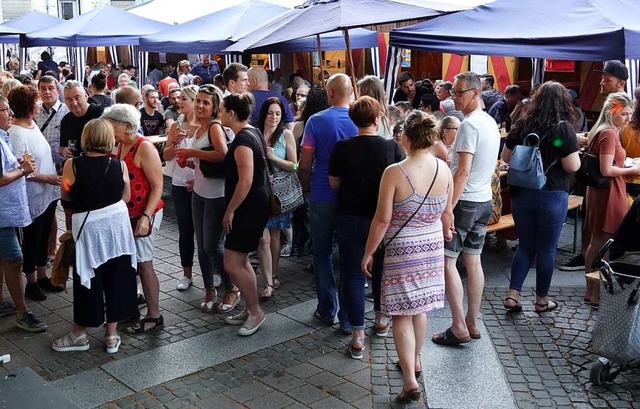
[225,309,249,325]
[238,314,265,336]
[280,243,292,257]
[176,277,192,291]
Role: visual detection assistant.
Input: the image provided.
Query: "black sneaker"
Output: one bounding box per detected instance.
[16,311,47,332]
[559,254,585,271]
[25,283,47,301]
[37,277,64,293]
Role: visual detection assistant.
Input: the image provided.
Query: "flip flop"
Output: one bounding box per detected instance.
[432,327,471,346]
[503,296,523,312]
[535,300,559,313]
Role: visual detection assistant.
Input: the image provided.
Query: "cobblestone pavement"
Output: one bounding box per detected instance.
[482,287,640,409]
[1,180,640,408]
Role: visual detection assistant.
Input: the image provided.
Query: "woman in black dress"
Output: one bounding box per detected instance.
[220,93,269,337]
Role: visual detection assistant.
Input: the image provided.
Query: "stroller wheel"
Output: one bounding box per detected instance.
[590,357,611,386]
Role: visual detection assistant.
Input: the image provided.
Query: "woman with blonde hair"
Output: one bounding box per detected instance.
[2,78,22,98]
[163,85,198,291]
[53,119,136,353]
[175,85,240,313]
[584,92,640,307]
[358,75,392,138]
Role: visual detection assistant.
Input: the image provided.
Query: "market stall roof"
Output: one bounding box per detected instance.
[0,11,60,44]
[127,0,304,25]
[22,5,170,47]
[246,28,379,53]
[138,0,290,54]
[226,0,488,52]
[389,0,640,60]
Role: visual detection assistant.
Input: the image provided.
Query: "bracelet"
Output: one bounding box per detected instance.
[292,163,299,171]
[143,213,153,224]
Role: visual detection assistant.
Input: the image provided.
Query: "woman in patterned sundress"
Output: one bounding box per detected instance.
[362,110,455,404]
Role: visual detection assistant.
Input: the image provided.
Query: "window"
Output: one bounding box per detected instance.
[59,0,79,20]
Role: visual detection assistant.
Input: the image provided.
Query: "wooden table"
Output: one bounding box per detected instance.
[146,135,168,145]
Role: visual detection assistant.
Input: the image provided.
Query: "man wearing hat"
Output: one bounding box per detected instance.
[599,60,628,95]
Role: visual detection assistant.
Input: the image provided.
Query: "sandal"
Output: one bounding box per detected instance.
[395,355,423,378]
[52,332,90,352]
[200,289,218,312]
[503,296,523,312]
[396,388,421,403]
[260,284,274,300]
[217,289,241,313]
[125,315,164,334]
[432,327,471,346]
[105,333,121,354]
[535,300,559,313]
[272,275,280,290]
[348,337,366,360]
[375,314,390,337]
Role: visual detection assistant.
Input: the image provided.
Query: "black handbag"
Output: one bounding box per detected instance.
[60,158,112,268]
[575,132,610,188]
[246,127,282,217]
[200,121,231,179]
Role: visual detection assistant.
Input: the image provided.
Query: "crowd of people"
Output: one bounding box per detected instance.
[1,52,640,403]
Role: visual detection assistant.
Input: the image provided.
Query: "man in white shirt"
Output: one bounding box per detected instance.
[432,72,500,346]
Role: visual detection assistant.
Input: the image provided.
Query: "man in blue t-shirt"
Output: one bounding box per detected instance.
[299,74,357,330]
[247,67,294,129]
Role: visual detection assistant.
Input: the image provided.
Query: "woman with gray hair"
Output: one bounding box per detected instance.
[102,103,165,334]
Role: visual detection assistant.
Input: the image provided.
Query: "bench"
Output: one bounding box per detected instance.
[486,195,584,252]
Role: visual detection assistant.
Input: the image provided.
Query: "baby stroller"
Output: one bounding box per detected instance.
[589,197,640,386]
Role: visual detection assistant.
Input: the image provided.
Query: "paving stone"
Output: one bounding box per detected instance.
[286,383,330,404]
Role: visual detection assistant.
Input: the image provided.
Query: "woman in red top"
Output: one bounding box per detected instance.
[102,103,165,333]
[584,92,640,306]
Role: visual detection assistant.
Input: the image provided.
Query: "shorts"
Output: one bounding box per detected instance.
[444,200,493,258]
[266,212,292,230]
[0,227,22,262]
[134,209,163,263]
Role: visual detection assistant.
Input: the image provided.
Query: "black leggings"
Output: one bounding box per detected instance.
[21,200,57,275]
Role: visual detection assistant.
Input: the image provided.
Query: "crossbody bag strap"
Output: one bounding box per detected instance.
[39,109,57,133]
[384,159,440,249]
[75,158,112,240]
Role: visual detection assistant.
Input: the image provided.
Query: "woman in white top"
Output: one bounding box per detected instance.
[175,84,240,313]
[8,85,62,301]
[163,85,198,291]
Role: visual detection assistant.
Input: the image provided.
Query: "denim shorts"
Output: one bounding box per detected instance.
[0,227,23,262]
[444,200,493,258]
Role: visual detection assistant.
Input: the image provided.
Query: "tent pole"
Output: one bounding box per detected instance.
[316,34,325,87]
[343,29,358,98]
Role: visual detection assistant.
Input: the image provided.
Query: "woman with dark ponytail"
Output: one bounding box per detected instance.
[220,93,269,337]
[88,72,113,108]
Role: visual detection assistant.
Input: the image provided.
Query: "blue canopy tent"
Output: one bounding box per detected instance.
[22,5,170,84]
[226,0,487,93]
[138,0,290,54]
[244,28,378,54]
[0,12,45,71]
[389,0,640,96]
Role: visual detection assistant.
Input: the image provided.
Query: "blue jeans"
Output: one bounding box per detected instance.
[509,189,568,297]
[336,215,369,330]
[0,227,22,262]
[309,201,346,325]
[191,193,233,290]
[171,185,194,268]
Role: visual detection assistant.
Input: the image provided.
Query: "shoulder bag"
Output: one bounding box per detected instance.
[200,121,231,179]
[575,132,611,188]
[270,133,304,213]
[61,158,112,268]
[246,128,282,217]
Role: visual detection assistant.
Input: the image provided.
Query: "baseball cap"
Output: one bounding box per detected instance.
[597,60,629,81]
